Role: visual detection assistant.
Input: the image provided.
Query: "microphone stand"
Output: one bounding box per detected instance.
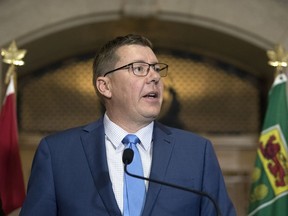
[124,163,222,216]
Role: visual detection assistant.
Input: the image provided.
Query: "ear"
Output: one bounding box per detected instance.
[96,77,112,98]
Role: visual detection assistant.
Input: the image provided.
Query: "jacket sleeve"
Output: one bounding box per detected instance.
[20,138,57,216]
[201,140,236,216]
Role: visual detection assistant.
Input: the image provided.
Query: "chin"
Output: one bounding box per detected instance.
[142,112,160,121]
[139,107,161,119]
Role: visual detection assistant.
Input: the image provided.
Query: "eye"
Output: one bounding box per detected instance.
[153,64,162,72]
[133,64,146,74]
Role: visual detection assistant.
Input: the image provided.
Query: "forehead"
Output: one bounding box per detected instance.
[115,44,157,63]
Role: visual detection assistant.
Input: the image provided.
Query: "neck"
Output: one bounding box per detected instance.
[105,112,153,133]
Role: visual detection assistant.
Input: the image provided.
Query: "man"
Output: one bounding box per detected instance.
[20,34,236,215]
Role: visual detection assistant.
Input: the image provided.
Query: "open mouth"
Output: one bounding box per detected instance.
[143,92,158,98]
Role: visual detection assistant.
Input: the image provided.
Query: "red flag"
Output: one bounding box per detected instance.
[0,78,25,215]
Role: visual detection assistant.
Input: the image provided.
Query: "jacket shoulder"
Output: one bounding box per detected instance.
[155,121,210,144]
[41,119,103,146]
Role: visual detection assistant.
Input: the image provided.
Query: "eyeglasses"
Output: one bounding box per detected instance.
[103,62,168,77]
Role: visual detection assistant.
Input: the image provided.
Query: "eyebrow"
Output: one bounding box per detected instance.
[130,60,158,64]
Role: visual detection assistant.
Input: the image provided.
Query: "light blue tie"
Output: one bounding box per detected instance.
[122,134,146,216]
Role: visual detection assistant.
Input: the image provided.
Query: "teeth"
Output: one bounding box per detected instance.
[144,92,158,98]
[147,93,156,97]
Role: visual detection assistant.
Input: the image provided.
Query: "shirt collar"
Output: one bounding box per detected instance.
[103,113,153,152]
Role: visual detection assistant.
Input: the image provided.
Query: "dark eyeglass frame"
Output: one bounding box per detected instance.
[103,62,168,77]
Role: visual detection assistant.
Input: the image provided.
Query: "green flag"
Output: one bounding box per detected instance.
[248,73,288,215]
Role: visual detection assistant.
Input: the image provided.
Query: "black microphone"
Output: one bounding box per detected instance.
[122,148,222,216]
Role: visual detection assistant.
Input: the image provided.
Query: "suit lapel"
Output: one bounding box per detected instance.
[81,119,121,216]
[142,122,175,216]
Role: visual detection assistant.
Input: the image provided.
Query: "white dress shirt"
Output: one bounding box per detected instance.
[103,114,153,214]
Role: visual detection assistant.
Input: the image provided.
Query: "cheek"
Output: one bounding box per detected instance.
[115,80,141,104]
[158,82,164,99]
[129,80,144,97]
[112,77,131,94]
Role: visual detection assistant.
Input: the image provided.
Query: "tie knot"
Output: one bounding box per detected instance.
[122,134,140,146]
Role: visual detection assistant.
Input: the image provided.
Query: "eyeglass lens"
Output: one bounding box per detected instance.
[131,63,168,77]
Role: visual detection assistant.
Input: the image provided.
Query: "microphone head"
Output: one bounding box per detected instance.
[122,148,134,165]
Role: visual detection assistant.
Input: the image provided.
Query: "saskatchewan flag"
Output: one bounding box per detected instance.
[248,72,288,215]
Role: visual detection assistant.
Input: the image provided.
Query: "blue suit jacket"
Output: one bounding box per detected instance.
[20,118,236,216]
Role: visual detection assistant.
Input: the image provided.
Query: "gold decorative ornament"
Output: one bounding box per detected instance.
[1,40,26,66]
[1,40,27,84]
[267,44,288,75]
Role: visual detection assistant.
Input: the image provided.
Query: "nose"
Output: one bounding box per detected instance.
[147,66,161,84]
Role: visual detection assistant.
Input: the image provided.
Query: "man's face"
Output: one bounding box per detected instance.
[105,44,164,126]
